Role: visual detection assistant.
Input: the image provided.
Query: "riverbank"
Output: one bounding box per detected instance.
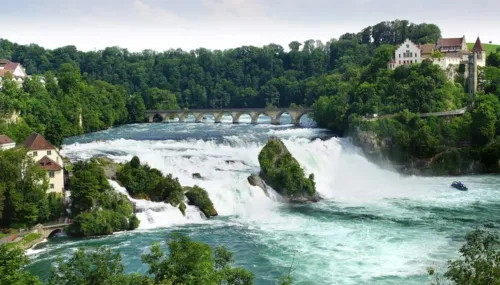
[351,110,500,176]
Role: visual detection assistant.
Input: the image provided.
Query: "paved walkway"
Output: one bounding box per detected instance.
[364,107,468,121]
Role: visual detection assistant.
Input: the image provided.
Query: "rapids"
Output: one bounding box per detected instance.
[26,115,500,285]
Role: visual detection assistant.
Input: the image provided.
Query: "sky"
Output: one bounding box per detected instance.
[1,0,498,52]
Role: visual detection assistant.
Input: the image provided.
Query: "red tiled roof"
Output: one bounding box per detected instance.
[0,135,14,145]
[38,156,62,171]
[472,37,485,52]
[0,61,22,78]
[420,44,435,55]
[0,59,10,64]
[388,59,396,63]
[24,133,56,151]
[3,62,18,71]
[438,37,464,47]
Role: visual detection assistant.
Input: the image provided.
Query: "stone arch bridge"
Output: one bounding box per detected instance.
[146,108,313,125]
[38,223,67,238]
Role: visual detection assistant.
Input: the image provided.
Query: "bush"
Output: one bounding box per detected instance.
[68,160,139,237]
[258,137,316,197]
[184,186,217,217]
[67,210,131,237]
[117,156,184,205]
[128,215,140,230]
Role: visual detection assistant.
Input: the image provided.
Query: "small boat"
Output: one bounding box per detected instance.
[451,181,468,191]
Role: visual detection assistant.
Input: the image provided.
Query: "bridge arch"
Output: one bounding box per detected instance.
[255,113,272,124]
[296,111,312,126]
[194,113,216,123]
[47,228,63,238]
[178,112,196,123]
[152,113,164,123]
[277,111,296,125]
[214,112,234,123]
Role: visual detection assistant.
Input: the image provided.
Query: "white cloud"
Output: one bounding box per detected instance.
[132,0,187,25]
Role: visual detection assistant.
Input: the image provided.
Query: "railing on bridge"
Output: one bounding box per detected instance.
[363,107,468,121]
[145,108,313,126]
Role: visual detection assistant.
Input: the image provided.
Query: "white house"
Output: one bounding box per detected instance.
[0,59,27,86]
[388,39,422,69]
[23,133,65,194]
[388,36,486,74]
[0,135,15,150]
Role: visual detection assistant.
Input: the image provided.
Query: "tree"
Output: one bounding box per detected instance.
[471,103,497,146]
[0,244,42,285]
[67,160,138,237]
[48,248,137,285]
[429,229,500,285]
[127,94,146,123]
[141,234,254,285]
[0,148,49,227]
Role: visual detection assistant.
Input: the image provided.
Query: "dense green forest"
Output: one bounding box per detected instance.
[0,20,445,146]
[1,19,499,173]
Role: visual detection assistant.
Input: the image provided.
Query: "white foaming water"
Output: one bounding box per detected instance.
[62,132,468,226]
[59,125,499,285]
[109,180,205,229]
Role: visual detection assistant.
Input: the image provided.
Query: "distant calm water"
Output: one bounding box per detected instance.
[27,115,500,285]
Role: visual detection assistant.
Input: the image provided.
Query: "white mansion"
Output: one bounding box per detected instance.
[388,36,486,73]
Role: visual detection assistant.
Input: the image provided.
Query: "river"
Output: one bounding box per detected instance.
[26,114,500,285]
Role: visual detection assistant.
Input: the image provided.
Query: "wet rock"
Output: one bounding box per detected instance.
[192,173,203,180]
[258,136,317,202]
[247,174,269,197]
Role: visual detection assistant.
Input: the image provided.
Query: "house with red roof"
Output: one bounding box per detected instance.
[0,59,28,87]
[388,36,486,79]
[0,135,15,150]
[24,133,65,194]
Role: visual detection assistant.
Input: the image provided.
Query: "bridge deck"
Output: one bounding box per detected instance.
[146,108,312,114]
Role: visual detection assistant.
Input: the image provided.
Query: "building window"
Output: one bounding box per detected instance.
[49,171,55,178]
[33,151,37,156]
[399,54,401,58]
[406,44,409,48]
[50,184,54,189]
[47,150,51,155]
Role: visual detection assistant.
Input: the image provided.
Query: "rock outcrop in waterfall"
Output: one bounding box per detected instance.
[255,136,319,203]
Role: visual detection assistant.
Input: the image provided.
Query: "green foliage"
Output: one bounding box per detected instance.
[48,247,134,285]
[0,58,136,147]
[128,215,140,230]
[0,148,50,227]
[41,233,257,285]
[0,20,440,131]
[429,229,500,285]
[258,137,316,197]
[0,244,42,285]
[47,193,65,221]
[66,210,130,237]
[67,160,138,237]
[184,186,218,217]
[141,234,253,285]
[312,58,468,135]
[116,156,184,206]
[179,202,186,216]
